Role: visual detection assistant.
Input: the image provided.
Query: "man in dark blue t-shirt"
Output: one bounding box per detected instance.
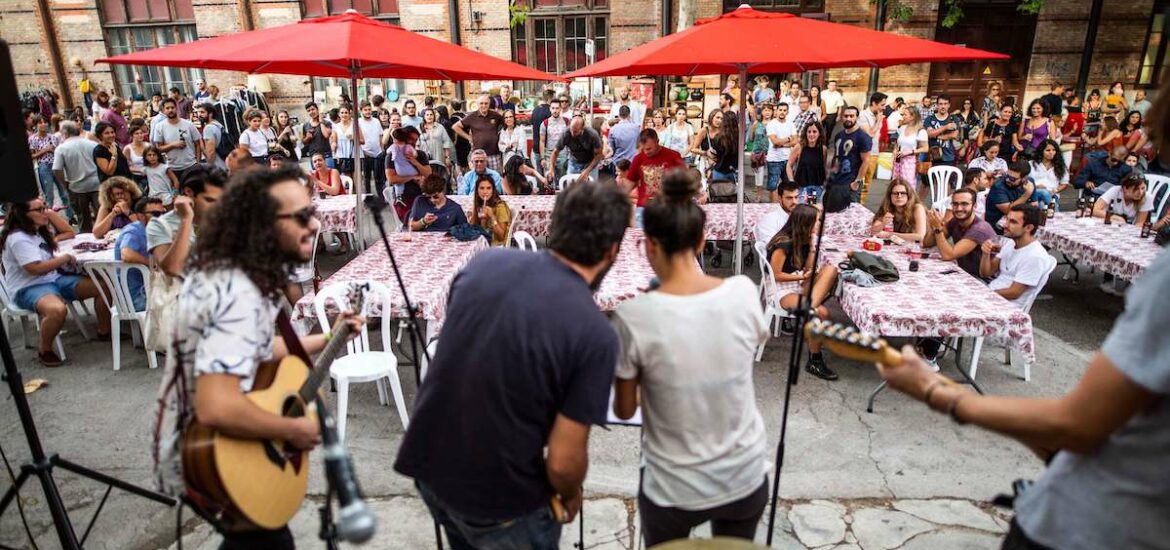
[826,106,872,206]
[924,95,964,166]
[986,160,1035,232]
[409,174,468,232]
[395,182,631,548]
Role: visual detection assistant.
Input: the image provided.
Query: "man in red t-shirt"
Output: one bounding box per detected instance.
[622,129,685,207]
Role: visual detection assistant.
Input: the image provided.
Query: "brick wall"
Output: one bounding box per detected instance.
[1,0,63,104]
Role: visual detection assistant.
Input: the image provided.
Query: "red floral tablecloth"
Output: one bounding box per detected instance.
[704,202,875,241]
[818,234,1035,363]
[58,233,117,265]
[291,232,487,334]
[1037,212,1162,282]
[314,194,364,235]
[594,229,659,311]
[450,194,559,238]
[824,203,877,237]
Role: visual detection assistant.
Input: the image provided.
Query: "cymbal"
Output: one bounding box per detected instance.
[652,537,771,549]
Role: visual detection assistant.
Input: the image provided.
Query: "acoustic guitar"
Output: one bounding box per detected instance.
[181,284,365,530]
[803,319,960,389]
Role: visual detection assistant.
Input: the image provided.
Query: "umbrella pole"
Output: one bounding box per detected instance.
[733,66,747,275]
[350,71,366,250]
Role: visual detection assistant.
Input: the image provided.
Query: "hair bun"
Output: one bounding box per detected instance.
[659,169,700,204]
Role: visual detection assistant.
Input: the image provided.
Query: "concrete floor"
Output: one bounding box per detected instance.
[0,175,1124,549]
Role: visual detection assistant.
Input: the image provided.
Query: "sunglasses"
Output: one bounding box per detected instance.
[276,206,318,227]
[890,191,909,197]
[145,209,167,217]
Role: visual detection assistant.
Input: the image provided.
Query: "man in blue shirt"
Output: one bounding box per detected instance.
[115,197,167,311]
[985,160,1035,232]
[924,95,964,167]
[410,174,469,232]
[1073,146,1131,198]
[458,149,504,195]
[825,107,872,208]
[607,105,641,163]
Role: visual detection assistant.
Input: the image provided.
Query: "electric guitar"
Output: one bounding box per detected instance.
[181,284,365,530]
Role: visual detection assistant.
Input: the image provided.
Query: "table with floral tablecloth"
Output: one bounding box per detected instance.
[819,234,1035,363]
[314,194,365,235]
[703,202,875,241]
[58,233,117,265]
[824,203,876,237]
[594,229,659,312]
[450,194,559,238]
[290,232,488,335]
[1037,212,1162,282]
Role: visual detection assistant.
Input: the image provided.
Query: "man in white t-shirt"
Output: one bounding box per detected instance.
[764,104,796,202]
[755,181,800,248]
[858,92,886,195]
[821,80,845,134]
[980,205,1053,309]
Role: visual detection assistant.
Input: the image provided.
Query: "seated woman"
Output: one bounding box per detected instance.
[409,173,468,233]
[2,199,110,366]
[613,170,770,547]
[501,153,545,195]
[1094,173,1154,226]
[308,152,344,196]
[870,179,928,243]
[471,175,512,246]
[767,204,840,380]
[967,141,1008,176]
[92,176,142,238]
[1028,139,1069,208]
[1087,116,1125,153]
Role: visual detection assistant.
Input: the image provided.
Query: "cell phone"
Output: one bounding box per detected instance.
[824,247,840,252]
[940,269,959,275]
[290,116,300,124]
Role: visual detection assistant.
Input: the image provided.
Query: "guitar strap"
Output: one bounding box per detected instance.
[276,310,313,367]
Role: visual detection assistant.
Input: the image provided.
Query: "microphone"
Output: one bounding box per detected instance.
[318,405,376,543]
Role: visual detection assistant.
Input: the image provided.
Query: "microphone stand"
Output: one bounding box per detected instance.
[765,200,829,546]
[363,197,445,550]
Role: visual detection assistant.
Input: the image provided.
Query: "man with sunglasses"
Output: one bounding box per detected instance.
[986,160,1035,233]
[114,197,167,312]
[410,174,468,233]
[147,166,227,277]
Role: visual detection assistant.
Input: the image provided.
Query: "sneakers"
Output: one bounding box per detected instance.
[1098,282,1122,296]
[780,318,795,335]
[925,356,941,373]
[805,355,838,381]
[37,350,63,367]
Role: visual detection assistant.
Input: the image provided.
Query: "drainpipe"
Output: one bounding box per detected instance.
[1075,0,1104,96]
[36,0,73,110]
[449,0,465,98]
[658,0,673,108]
[240,0,255,31]
[867,0,886,97]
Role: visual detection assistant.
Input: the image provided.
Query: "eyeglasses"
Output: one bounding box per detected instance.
[890,191,909,197]
[27,206,47,213]
[145,210,167,217]
[276,206,317,227]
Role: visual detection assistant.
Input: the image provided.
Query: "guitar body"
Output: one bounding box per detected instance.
[181,355,317,530]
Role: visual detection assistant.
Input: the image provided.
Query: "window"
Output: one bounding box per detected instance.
[1139,1,1170,86]
[513,16,608,74]
[301,0,399,18]
[310,77,406,108]
[723,0,822,12]
[101,0,194,23]
[105,25,204,100]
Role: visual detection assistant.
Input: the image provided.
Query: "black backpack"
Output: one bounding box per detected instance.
[210,121,238,160]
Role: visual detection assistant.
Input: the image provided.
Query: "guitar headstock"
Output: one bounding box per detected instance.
[345,283,368,316]
[803,319,903,367]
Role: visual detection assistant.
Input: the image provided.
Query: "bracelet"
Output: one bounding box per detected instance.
[323,331,333,343]
[922,379,946,409]
[947,392,967,425]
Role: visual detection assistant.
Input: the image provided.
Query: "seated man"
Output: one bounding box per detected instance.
[754,181,801,248]
[980,205,1052,309]
[985,160,1035,233]
[939,168,990,221]
[459,149,504,195]
[115,197,167,311]
[410,174,469,233]
[925,187,997,279]
[1073,146,1131,198]
[148,166,227,277]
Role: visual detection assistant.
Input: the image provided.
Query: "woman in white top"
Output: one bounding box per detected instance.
[893,106,927,187]
[497,110,527,159]
[968,141,1008,176]
[123,122,149,190]
[330,105,358,177]
[418,108,453,166]
[1028,139,1069,207]
[663,107,696,163]
[238,110,269,161]
[1093,174,1154,226]
[613,171,769,548]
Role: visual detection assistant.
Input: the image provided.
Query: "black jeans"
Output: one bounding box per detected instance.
[219,525,294,550]
[1002,519,1053,550]
[639,475,769,548]
[361,154,387,199]
[68,190,100,233]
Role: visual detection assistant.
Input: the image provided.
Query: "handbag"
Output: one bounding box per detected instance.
[145,262,181,353]
[751,150,767,168]
[929,145,944,163]
[848,251,900,283]
[707,181,738,203]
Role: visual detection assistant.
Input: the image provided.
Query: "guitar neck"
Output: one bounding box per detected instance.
[297,321,354,404]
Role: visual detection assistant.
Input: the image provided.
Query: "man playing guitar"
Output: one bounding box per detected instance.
[153,165,361,549]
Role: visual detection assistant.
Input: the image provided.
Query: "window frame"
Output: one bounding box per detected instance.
[1139,1,1170,88]
[100,0,195,24]
[300,0,400,19]
[721,0,823,12]
[103,23,204,100]
[511,13,609,75]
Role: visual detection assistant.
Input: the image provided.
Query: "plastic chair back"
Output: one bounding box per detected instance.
[313,280,395,356]
[753,241,778,303]
[1147,174,1170,219]
[928,165,963,206]
[512,230,538,251]
[84,261,149,319]
[1020,255,1059,314]
[340,174,354,194]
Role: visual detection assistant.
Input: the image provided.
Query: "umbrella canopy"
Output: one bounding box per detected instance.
[564,5,1008,78]
[98,10,558,81]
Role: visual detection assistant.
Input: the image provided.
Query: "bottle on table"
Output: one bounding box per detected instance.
[1046,200,1056,219]
[1103,203,1112,225]
[1141,220,1153,239]
[1074,197,1084,218]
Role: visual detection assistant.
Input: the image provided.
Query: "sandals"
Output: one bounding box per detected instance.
[38,350,64,367]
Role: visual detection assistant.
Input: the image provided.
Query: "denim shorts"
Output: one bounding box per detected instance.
[766,161,786,191]
[711,168,738,184]
[14,275,83,311]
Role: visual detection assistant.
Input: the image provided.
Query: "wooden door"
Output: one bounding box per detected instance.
[927,1,1037,110]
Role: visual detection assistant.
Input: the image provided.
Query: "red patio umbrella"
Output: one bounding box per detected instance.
[566,5,1008,273]
[99,10,559,242]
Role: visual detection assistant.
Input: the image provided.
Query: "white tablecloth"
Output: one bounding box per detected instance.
[57,233,116,266]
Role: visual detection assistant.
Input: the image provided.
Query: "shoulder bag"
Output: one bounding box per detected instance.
[145,260,181,353]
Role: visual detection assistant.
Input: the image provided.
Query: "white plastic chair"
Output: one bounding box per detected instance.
[313,281,409,439]
[0,278,66,360]
[960,255,1057,382]
[1147,174,1170,219]
[927,165,963,208]
[512,230,538,251]
[85,261,157,371]
[558,174,580,192]
[291,227,322,292]
[753,241,795,361]
[340,174,354,195]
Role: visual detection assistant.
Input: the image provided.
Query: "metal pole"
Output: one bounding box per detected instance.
[1075,0,1104,96]
[733,65,748,275]
[868,0,887,97]
[350,69,366,249]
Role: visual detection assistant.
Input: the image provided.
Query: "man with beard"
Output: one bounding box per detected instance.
[549,115,604,184]
[150,97,203,183]
[196,103,228,171]
[924,95,964,167]
[1073,145,1132,198]
[400,98,423,130]
[610,87,646,127]
[153,165,363,548]
[824,106,871,209]
[754,181,801,249]
[358,100,388,197]
[986,160,1035,232]
[981,204,1051,308]
[395,182,629,548]
[300,101,334,169]
[620,129,685,216]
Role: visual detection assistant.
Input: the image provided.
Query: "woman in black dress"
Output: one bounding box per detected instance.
[786,121,828,203]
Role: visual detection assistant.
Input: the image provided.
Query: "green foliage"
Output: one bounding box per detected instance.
[509,0,530,28]
[872,0,1045,28]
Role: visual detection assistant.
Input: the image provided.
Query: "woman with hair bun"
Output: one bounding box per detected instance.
[612,170,770,548]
